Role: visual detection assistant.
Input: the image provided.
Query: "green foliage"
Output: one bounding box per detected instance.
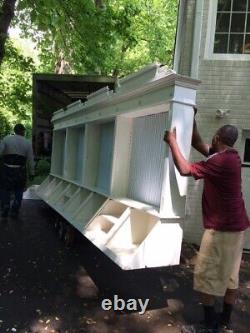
[35,158,50,175]
[27,158,50,186]
[1,0,178,138]
[0,40,35,138]
[15,0,178,76]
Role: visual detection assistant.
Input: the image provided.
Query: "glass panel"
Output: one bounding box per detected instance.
[216,13,230,32]
[230,13,246,32]
[243,34,250,53]
[229,34,244,53]
[96,122,114,193]
[244,139,250,162]
[247,14,250,32]
[218,0,232,11]
[214,34,228,53]
[232,0,247,12]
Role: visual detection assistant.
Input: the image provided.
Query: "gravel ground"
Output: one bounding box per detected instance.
[0,199,249,333]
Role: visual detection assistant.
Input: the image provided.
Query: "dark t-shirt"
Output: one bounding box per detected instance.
[190,149,250,231]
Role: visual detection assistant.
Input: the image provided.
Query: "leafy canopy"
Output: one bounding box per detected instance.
[15,0,178,76]
[0,39,35,138]
[0,0,178,137]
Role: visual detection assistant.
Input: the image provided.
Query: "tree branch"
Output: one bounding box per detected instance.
[0,0,16,66]
[112,43,130,77]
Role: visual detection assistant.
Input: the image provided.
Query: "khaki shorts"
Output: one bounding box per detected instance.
[194,229,244,297]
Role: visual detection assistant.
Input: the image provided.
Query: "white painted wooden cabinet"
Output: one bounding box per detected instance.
[37,63,200,270]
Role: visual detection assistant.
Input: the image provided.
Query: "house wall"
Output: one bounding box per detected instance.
[178,0,250,248]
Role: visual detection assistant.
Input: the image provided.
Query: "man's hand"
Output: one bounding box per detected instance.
[164,128,191,176]
[164,128,176,145]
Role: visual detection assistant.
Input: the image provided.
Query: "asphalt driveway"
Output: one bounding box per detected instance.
[0,199,249,333]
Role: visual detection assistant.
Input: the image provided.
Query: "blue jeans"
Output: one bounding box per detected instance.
[1,189,23,215]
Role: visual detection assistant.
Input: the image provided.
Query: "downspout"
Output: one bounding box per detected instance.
[190,0,204,79]
[173,0,186,73]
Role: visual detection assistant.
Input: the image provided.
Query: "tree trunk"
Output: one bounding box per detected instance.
[55,56,71,74]
[0,0,16,67]
[94,0,104,9]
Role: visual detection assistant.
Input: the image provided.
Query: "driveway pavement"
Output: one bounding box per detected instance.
[0,199,249,333]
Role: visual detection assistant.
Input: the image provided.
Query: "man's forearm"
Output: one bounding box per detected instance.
[192,119,210,157]
[169,140,191,176]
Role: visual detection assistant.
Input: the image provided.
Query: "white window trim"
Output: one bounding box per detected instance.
[241,129,250,165]
[205,0,250,61]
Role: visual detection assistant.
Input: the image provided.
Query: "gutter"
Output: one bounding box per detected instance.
[191,0,204,79]
[173,0,186,73]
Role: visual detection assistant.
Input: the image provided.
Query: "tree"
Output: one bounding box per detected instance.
[0,0,178,76]
[14,0,178,76]
[0,39,35,138]
[0,0,178,137]
[0,0,16,66]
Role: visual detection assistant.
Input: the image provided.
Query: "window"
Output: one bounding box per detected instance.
[214,0,250,54]
[241,130,250,166]
[244,138,250,163]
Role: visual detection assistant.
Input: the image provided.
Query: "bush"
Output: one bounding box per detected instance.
[35,158,50,175]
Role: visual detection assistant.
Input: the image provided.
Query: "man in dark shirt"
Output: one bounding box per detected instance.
[0,124,34,219]
[164,112,249,333]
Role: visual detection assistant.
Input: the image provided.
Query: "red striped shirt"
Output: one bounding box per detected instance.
[190,149,250,231]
